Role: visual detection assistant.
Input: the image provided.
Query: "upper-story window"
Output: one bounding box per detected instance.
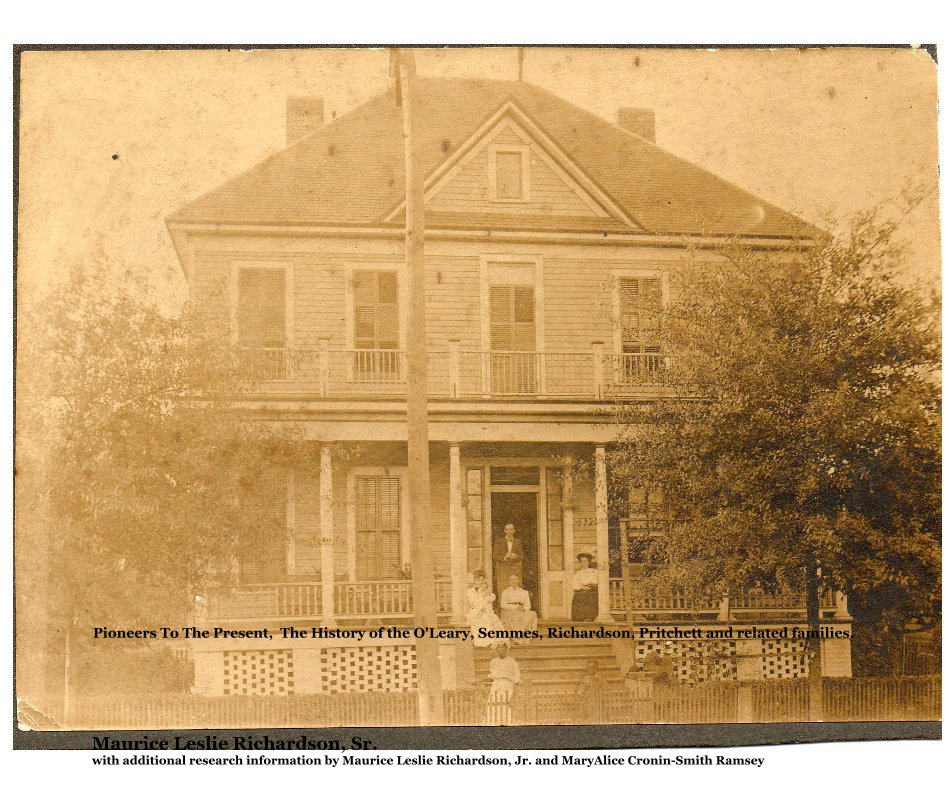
[489,144,531,202]
[237,267,287,347]
[617,276,663,382]
[612,274,664,385]
[489,284,536,393]
[618,276,661,356]
[489,285,536,352]
[352,269,401,381]
[353,270,399,350]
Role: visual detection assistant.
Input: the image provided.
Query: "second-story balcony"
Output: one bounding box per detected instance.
[239,343,667,400]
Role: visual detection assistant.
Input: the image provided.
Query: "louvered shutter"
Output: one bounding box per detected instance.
[376,272,399,349]
[237,269,263,346]
[261,270,286,347]
[355,477,401,581]
[353,271,376,349]
[620,277,661,354]
[377,478,401,576]
[354,271,399,350]
[641,277,661,354]
[239,474,288,583]
[490,285,535,351]
[619,277,642,354]
[513,286,536,351]
[489,286,513,350]
[238,268,286,347]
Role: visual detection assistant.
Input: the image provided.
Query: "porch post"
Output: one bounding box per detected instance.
[449,443,466,625]
[594,446,611,622]
[563,455,575,611]
[286,469,296,575]
[320,445,336,626]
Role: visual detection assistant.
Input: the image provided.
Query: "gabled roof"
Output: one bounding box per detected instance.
[168,77,815,238]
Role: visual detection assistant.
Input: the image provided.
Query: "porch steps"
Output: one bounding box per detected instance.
[472,630,624,692]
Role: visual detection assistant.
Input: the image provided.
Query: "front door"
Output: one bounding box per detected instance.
[490,492,539,610]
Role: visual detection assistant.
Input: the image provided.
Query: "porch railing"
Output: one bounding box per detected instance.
[609,580,838,617]
[207,579,834,623]
[207,582,323,622]
[238,344,667,399]
[208,580,453,623]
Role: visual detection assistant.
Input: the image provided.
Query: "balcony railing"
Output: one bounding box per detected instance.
[207,580,453,623]
[238,343,668,399]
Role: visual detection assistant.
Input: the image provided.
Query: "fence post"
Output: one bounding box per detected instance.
[834,591,850,617]
[737,683,754,723]
[318,338,330,397]
[448,339,460,399]
[717,594,731,622]
[591,341,605,400]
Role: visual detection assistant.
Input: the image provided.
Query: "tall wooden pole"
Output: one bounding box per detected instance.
[805,559,824,721]
[395,48,444,725]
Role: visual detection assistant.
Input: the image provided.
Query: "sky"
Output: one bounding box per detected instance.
[17,46,940,310]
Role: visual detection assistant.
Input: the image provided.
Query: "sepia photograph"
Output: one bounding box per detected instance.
[14,45,941,736]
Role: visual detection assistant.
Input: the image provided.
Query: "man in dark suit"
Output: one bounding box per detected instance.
[493,523,525,600]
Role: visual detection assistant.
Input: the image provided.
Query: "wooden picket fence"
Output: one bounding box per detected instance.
[69,691,419,729]
[68,676,940,729]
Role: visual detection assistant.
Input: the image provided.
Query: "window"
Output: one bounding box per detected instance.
[618,276,663,383]
[491,466,540,486]
[624,487,667,575]
[354,477,402,581]
[352,270,401,381]
[237,267,288,380]
[238,474,288,584]
[489,285,537,393]
[545,468,564,571]
[466,469,484,572]
[353,270,399,349]
[496,151,523,199]
[490,145,530,202]
[238,268,287,347]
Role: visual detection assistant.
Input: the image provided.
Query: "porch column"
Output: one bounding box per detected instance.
[449,443,466,625]
[285,469,296,575]
[320,445,336,626]
[594,446,611,622]
[563,455,576,610]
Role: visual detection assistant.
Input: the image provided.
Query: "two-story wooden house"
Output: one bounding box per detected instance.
[167,77,852,696]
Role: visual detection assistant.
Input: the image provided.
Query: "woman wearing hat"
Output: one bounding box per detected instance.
[571,552,599,621]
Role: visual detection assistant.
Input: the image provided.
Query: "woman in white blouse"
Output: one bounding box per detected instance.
[465,570,508,646]
[571,552,599,621]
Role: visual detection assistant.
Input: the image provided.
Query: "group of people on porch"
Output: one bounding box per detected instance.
[465,522,600,648]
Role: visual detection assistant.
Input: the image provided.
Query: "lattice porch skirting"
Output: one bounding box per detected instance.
[635,638,810,684]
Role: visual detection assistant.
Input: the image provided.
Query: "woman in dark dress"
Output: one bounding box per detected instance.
[571,552,599,621]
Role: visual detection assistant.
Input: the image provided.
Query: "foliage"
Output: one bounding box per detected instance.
[17,259,311,631]
[610,197,940,630]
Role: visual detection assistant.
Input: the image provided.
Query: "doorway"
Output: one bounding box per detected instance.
[490,491,539,611]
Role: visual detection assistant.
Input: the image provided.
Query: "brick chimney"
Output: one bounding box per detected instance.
[286,97,325,144]
[617,107,656,143]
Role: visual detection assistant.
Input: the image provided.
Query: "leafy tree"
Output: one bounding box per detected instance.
[16,260,309,720]
[609,196,940,690]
